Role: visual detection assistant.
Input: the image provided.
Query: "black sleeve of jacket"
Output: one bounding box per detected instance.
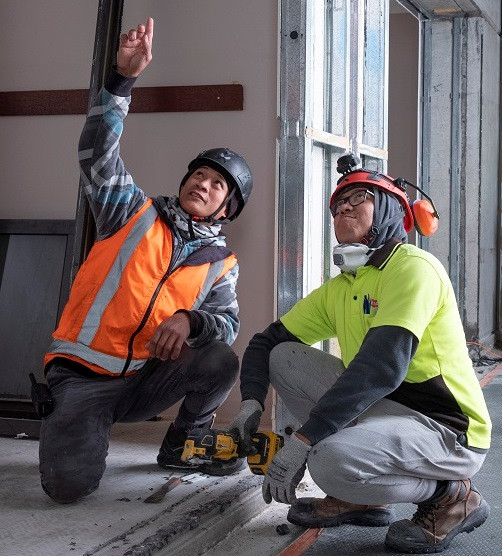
[298,325,419,445]
[175,309,204,338]
[240,320,304,409]
[105,67,137,97]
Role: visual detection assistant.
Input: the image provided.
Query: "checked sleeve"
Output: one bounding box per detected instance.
[78,68,147,240]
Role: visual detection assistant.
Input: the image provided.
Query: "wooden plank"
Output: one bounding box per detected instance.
[131,85,243,113]
[0,90,89,116]
[279,527,324,556]
[0,84,243,116]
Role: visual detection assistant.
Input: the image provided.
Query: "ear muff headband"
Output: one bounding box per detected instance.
[398,177,440,237]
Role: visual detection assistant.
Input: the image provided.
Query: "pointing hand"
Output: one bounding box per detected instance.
[117,17,154,78]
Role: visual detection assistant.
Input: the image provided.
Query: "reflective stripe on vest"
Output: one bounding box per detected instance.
[79,203,159,346]
[46,199,236,376]
[48,338,146,374]
[191,259,226,310]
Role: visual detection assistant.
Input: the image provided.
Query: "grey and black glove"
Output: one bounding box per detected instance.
[262,434,311,505]
[227,398,263,456]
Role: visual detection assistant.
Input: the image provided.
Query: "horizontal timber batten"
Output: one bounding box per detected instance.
[0,84,243,116]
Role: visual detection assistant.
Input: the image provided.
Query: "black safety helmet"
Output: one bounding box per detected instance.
[179,147,253,222]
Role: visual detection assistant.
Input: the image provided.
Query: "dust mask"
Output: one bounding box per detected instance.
[332,243,374,274]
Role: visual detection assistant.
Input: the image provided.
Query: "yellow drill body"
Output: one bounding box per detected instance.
[181,429,284,475]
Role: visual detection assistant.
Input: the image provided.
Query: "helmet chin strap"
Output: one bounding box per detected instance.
[361,210,405,247]
[191,188,237,224]
[332,243,375,274]
[184,189,237,240]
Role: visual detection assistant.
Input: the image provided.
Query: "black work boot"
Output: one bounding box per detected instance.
[385,479,490,553]
[157,422,246,476]
[287,495,395,528]
[157,423,198,471]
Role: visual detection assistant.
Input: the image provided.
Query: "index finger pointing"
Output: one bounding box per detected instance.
[145,17,154,40]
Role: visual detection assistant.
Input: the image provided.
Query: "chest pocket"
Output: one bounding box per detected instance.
[350,291,379,334]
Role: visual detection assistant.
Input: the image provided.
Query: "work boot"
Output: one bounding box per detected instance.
[287,495,395,528]
[156,422,246,476]
[385,479,490,553]
[157,423,199,471]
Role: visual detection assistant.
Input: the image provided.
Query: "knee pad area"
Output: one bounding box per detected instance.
[40,450,105,504]
[41,474,99,504]
[193,342,239,385]
[308,439,363,499]
[269,342,306,390]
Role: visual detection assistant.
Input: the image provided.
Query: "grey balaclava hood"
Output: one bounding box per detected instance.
[367,188,408,248]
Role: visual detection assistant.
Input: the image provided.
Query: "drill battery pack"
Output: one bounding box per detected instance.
[247,431,284,475]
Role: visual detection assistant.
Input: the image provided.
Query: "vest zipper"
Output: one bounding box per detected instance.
[120,241,184,377]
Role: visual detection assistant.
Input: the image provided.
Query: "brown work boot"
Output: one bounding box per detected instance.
[287,495,395,528]
[385,479,490,553]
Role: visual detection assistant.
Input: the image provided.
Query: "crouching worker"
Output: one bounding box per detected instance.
[39,17,253,503]
[228,154,491,553]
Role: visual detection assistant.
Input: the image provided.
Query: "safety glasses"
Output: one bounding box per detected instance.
[330,189,374,217]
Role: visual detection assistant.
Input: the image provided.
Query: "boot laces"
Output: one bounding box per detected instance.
[412,502,439,531]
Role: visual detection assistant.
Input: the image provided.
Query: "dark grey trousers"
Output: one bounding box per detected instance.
[39,340,238,503]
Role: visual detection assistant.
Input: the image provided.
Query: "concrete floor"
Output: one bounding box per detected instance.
[0,418,314,556]
[0,360,500,556]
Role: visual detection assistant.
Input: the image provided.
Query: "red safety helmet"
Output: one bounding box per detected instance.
[330,154,439,237]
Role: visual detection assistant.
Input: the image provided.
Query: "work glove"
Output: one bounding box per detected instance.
[227,398,263,456]
[262,433,311,505]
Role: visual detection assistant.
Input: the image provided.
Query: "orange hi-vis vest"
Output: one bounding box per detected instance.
[45,200,237,376]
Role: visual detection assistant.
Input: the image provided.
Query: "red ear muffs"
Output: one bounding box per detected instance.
[412,199,439,236]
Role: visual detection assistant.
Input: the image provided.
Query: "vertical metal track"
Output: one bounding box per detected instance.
[497,27,502,346]
[350,0,361,153]
[323,2,334,285]
[419,19,431,253]
[276,0,307,435]
[71,0,124,283]
[449,16,464,303]
[277,0,307,317]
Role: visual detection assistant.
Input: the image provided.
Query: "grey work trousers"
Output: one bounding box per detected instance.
[39,340,238,503]
[270,342,486,505]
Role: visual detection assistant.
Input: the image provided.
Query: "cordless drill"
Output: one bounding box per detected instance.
[181,429,284,475]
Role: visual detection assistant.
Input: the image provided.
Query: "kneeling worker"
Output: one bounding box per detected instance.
[39,17,253,503]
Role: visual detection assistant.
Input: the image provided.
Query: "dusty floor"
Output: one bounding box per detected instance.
[1,355,500,556]
[0,419,316,556]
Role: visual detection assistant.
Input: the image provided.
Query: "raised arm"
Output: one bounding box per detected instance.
[78,18,155,239]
